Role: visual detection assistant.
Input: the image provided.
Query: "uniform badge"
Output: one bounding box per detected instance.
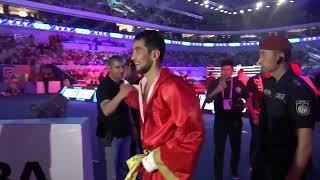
[275,93,286,101]
[264,89,272,96]
[296,100,310,116]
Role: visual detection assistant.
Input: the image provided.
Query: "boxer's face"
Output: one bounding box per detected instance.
[132,39,153,74]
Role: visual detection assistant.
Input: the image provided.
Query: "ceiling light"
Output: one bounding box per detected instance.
[233,12,237,14]
[240,10,244,13]
[220,9,224,12]
[188,0,191,2]
[200,3,204,6]
[266,5,270,8]
[228,12,232,14]
[195,1,199,4]
[277,0,286,5]
[218,5,223,9]
[204,0,209,5]
[224,11,228,13]
[256,2,263,8]
[17,11,28,17]
[205,4,209,8]
[214,8,219,10]
[247,9,252,11]
[289,0,294,2]
[210,7,214,9]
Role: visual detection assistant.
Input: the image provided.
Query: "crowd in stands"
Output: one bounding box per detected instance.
[1,33,320,96]
[1,33,320,68]
[0,34,122,66]
[66,69,103,86]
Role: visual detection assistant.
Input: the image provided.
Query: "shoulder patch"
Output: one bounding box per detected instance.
[296,100,310,116]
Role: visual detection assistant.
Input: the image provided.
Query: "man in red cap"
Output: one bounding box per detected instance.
[252,35,317,180]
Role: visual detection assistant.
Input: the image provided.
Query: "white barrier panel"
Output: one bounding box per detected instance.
[0,117,93,180]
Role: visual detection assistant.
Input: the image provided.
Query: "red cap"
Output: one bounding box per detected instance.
[259,35,292,51]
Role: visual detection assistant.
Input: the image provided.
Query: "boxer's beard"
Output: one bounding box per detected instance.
[136,59,153,74]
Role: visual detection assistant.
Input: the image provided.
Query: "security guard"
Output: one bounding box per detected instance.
[252,35,317,180]
[206,59,248,180]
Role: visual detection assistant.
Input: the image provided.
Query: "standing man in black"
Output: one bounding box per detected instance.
[96,55,136,180]
[252,35,317,180]
[206,59,248,180]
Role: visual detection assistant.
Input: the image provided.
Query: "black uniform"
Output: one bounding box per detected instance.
[207,77,248,180]
[252,70,317,180]
[96,76,132,145]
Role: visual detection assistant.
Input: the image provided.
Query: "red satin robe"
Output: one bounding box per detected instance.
[126,68,204,180]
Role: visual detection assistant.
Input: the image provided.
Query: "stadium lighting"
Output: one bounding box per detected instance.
[277,0,286,5]
[75,28,91,35]
[239,10,244,13]
[204,0,209,5]
[164,39,172,44]
[218,5,223,9]
[33,23,51,30]
[256,2,263,9]
[18,11,28,17]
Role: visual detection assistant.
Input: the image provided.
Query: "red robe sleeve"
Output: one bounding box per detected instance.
[125,90,139,110]
[154,78,204,180]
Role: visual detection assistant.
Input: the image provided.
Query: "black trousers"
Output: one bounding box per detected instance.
[249,118,258,166]
[252,156,311,180]
[214,113,242,180]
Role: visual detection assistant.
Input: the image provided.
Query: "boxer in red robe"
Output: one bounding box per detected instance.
[122,30,204,180]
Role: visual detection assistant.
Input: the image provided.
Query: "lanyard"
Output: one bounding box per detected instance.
[258,75,264,92]
[222,78,233,99]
